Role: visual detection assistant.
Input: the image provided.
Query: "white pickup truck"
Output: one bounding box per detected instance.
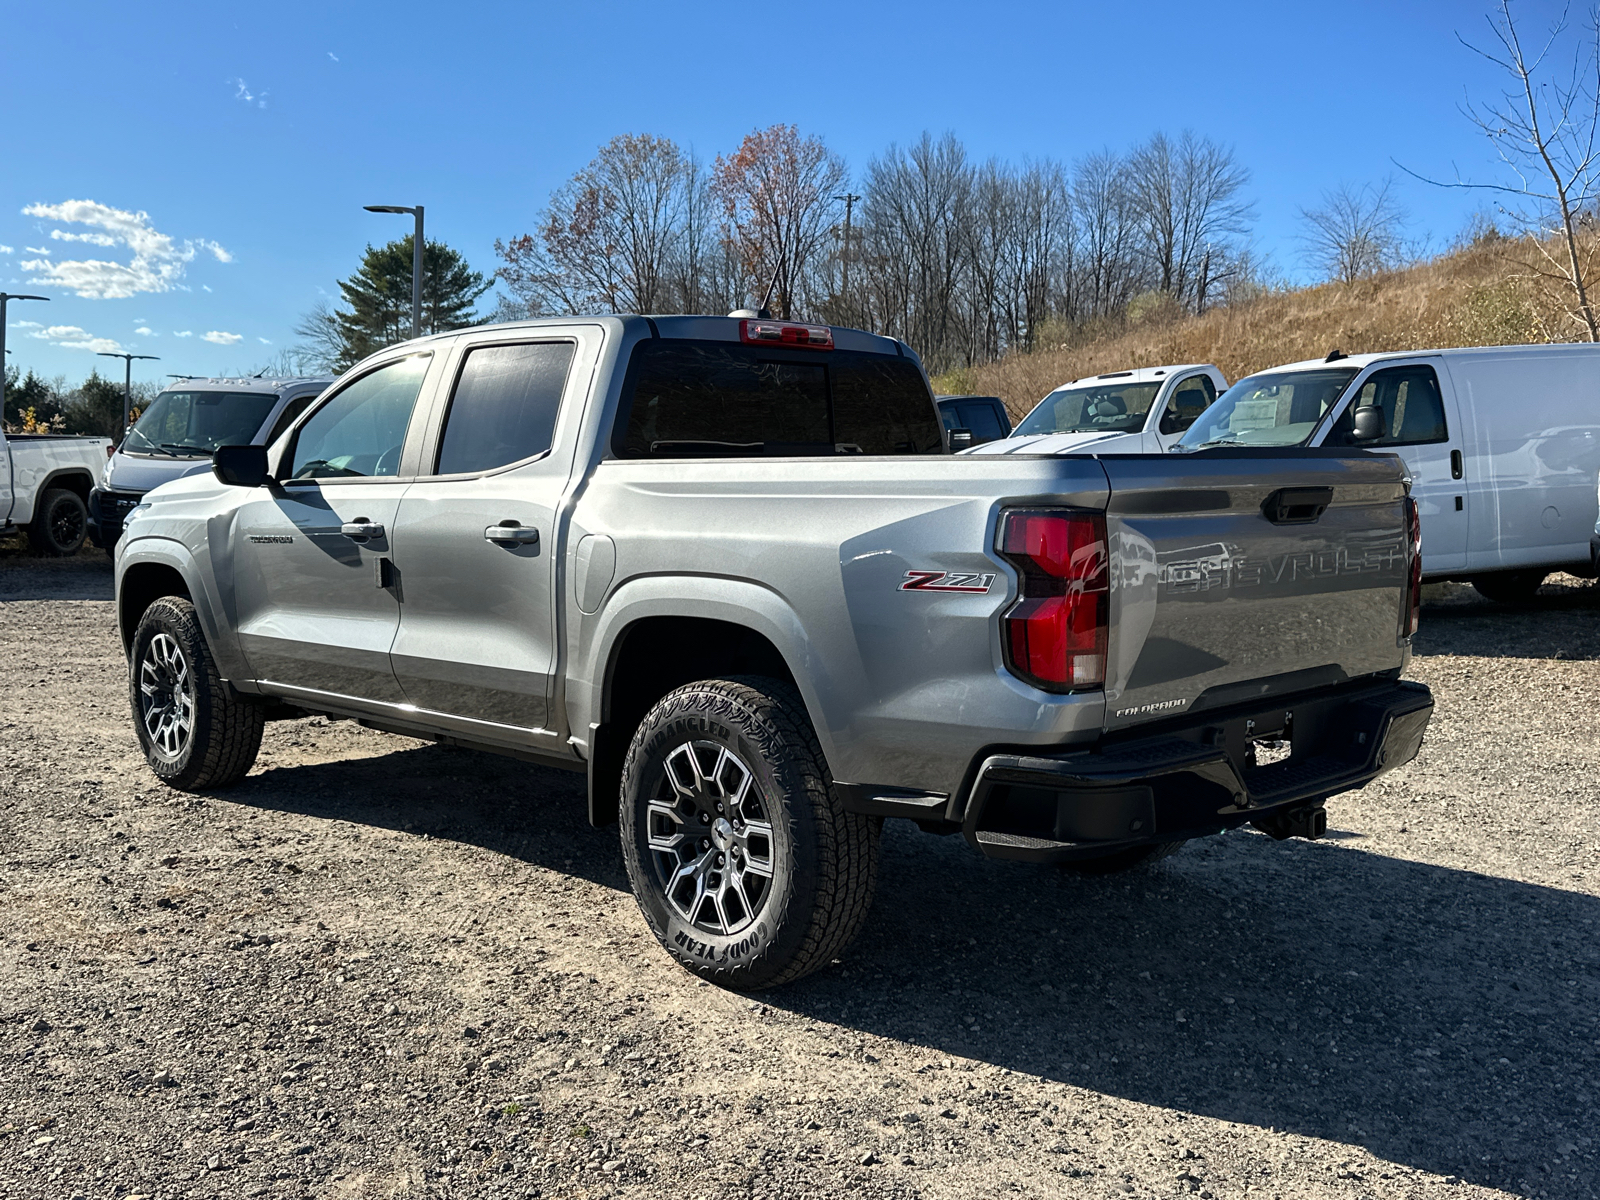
[0,426,113,555]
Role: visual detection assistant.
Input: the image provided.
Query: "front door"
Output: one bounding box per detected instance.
[1320,361,1468,573]
[387,335,585,736]
[1151,372,1217,451]
[231,352,435,705]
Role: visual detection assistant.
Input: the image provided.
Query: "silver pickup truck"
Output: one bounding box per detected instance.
[115,314,1433,988]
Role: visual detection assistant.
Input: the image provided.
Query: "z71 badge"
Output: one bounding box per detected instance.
[900,570,996,593]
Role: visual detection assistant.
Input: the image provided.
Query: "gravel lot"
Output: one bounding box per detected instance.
[2,545,1596,1200]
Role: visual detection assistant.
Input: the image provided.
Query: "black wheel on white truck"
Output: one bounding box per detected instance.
[27,487,88,556]
[619,677,879,990]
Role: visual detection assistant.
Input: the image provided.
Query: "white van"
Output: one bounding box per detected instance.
[1176,345,1600,601]
[968,364,1230,456]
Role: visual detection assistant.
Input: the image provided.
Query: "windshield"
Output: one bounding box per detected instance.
[1013,380,1161,436]
[124,390,279,456]
[1176,367,1359,449]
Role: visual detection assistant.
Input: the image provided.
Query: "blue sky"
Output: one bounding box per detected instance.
[0,0,1559,387]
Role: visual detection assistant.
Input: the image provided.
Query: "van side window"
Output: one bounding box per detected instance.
[1160,375,1217,435]
[435,342,576,475]
[264,394,317,447]
[1329,365,1448,446]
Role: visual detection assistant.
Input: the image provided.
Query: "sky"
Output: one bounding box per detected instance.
[0,0,1565,388]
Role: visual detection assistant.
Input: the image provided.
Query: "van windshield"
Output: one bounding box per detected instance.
[124,391,280,457]
[1176,368,1359,449]
[1013,381,1161,436]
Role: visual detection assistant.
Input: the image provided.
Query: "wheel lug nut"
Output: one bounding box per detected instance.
[716,854,725,867]
[716,803,723,813]
[701,838,711,850]
[699,813,710,824]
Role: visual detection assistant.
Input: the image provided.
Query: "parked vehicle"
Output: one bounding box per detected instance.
[935,394,1011,449]
[0,425,113,555]
[971,364,1228,456]
[1176,345,1600,602]
[115,315,1431,988]
[89,376,332,552]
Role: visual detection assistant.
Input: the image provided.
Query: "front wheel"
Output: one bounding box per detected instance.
[27,488,88,556]
[1471,570,1548,605]
[619,677,879,990]
[129,597,264,790]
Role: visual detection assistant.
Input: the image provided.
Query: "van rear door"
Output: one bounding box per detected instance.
[1101,452,1410,734]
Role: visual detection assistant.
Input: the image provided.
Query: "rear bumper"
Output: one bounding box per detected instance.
[88,488,143,548]
[961,678,1433,863]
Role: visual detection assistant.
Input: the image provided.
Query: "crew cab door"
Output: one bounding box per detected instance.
[230,352,437,705]
[1315,359,1467,572]
[385,329,596,743]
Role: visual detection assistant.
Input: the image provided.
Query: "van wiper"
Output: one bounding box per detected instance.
[160,442,214,456]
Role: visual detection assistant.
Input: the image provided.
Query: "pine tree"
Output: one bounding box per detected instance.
[327,237,491,370]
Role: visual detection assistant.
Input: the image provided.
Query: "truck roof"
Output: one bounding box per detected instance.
[160,375,335,392]
[1256,342,1600,375]
[1058,363,1218,387]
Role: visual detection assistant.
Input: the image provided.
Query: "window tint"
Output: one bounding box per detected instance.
[958,400,1007,442]
[1159,375,1217,435]
[288,355,430,480]
[1014,381,1162,436]
[435,342,575,475]
[830,352,944,454]
[124,391,279,455]
[264,393,318,447]
[1327,365,1449,447]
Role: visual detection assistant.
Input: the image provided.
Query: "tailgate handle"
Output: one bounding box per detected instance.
[1262,487,1333,525]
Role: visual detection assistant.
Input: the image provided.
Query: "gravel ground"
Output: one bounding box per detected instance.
[1,544,1596,1200]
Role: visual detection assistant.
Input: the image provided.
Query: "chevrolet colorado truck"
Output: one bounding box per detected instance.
[0,425,113,554]
[114,314,1433,988]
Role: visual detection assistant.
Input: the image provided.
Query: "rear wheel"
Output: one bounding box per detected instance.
[129,597,264,790]
[1471,570,1548,605]
[27,488,88,556]
[1058,840,1186,875]
[619,677,879,990]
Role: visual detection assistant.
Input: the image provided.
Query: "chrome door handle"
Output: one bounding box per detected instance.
[485,523,539,547]
[340,520,385,541]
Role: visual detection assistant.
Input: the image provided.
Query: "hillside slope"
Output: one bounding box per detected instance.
[933,240,1579,419]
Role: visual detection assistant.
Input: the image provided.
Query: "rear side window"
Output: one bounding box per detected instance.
[615,340,942,457]
[288,354,430,480]
[436,342,576,475]
[957,400,1007,442]
[264,393,318,447]
[1159,375,1217,435]
[1328,364,1448,446]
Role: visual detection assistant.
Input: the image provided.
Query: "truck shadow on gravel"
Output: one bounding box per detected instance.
[0,552,115,601]
[1415,578,1600,660]
[223,743,1596,1197]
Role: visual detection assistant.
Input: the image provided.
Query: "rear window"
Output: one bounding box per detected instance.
[614,340,943,457]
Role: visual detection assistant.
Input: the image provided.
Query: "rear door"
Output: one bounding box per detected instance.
[1315,359,1468,572]
[230,352,437,705]
[1101,453,1410,733]
[385,328,597,742]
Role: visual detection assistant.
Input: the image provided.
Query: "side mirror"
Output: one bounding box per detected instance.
[213,444,273,488]
[1351,405,1387,442]
[947,428,973,453]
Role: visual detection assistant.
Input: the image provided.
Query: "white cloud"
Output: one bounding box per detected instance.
[0,244,12,255]
[202,284,213,293]
[20,200,232,299]
[257,336,272,344]
[26,245,51,255]
[231,78,268,109]
[173,330,193,338]
[202,330,243,345]
[328,51,339,62]
[25,323,123,354]
[135,326,155,336]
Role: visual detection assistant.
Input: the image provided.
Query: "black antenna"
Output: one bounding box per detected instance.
[756,263,781,320]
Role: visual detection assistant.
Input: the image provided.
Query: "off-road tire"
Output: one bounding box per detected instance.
[129,596,264,791]
[1471,570,1548,605]
[1058,839,1187,875]
[27,488,88,556]
[619,676,879,990]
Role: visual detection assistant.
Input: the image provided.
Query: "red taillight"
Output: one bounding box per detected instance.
[1403,495,1422,638]
[739,319,833,349]
[997,509,1108,691]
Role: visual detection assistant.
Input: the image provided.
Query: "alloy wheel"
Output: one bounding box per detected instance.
[139,633,195,760]
[50,497,85,549]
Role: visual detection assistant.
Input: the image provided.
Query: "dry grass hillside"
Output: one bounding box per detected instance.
[932,239,1586,420]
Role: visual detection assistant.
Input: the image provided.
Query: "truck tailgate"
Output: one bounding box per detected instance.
[1101,452,1410,733]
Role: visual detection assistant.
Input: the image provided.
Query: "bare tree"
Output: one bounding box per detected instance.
[1300,178,1409,283]
[497,133,690,316]
[712,125,848,319]
[1126,131,1254,312]
[290,301,344,373]
[1419,1,1600,340]
[1071,150,1146,319]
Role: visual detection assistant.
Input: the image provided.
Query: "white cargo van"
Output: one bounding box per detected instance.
[969,364,1230,457]
[1176,344,1600,601]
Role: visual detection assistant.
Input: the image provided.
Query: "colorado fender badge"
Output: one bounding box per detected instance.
[900,570,996,593]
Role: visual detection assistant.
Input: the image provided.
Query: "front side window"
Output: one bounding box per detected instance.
[1014,381,1162,436]
[287,355,430,480]
[1177,367,1359,449]
[435,341,576,475]
[958,400,1007,442]
[123,390,279,456]
[1325,365,1448,447]
[1159,375,1217,435]
[264,393,319,447]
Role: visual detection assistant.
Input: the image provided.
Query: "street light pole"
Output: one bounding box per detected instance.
[832,194,861,314]
[97,352,160,437]
[0,293,50,418]
[363,204,425,339]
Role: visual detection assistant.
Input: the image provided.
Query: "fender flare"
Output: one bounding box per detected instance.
[117,535,250,683]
